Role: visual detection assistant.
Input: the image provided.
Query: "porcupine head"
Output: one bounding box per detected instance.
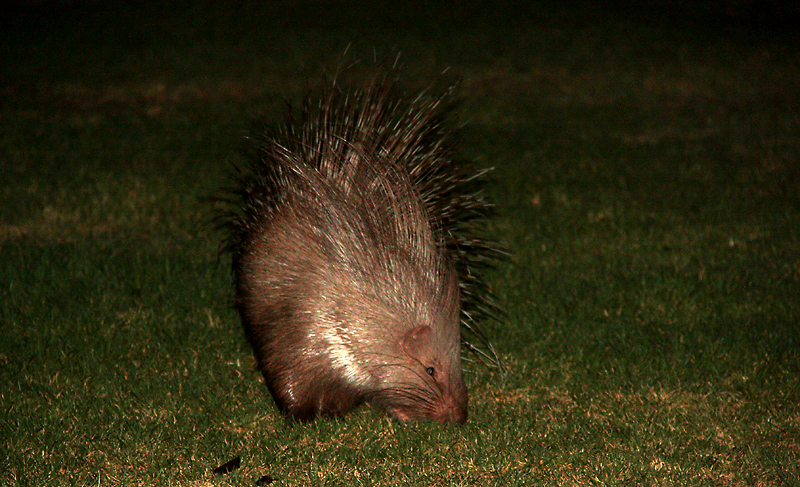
[234,137,469,425]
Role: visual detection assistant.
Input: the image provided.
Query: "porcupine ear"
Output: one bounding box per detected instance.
[399,325,432,356]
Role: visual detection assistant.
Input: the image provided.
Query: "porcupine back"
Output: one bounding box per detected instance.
[222,74,500,424]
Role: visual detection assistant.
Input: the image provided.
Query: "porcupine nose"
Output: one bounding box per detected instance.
[439,405,467,425]
[437,393,468,424]
[451,405,468,424]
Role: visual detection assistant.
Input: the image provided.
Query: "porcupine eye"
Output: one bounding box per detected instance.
[426,367,436,376]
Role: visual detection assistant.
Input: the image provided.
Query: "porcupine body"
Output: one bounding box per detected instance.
[221,74,499,424]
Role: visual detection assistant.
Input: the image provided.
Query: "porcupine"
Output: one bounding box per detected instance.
[219,72,501,424]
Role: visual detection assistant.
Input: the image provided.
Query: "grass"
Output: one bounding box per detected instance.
[1,0,799,485]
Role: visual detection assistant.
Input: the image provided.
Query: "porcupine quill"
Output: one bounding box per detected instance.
[217,70,503,424]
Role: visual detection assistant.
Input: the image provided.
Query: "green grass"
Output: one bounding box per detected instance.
[2,1,798,485]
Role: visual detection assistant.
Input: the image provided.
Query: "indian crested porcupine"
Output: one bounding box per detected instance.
[219,72,500,424]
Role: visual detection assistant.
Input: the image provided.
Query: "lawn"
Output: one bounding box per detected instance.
[1,1,798,485]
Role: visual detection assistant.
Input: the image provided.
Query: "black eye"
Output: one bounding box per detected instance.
[426,367,436,376]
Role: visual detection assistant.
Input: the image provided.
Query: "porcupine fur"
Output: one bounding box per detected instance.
[219,72,501,424]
